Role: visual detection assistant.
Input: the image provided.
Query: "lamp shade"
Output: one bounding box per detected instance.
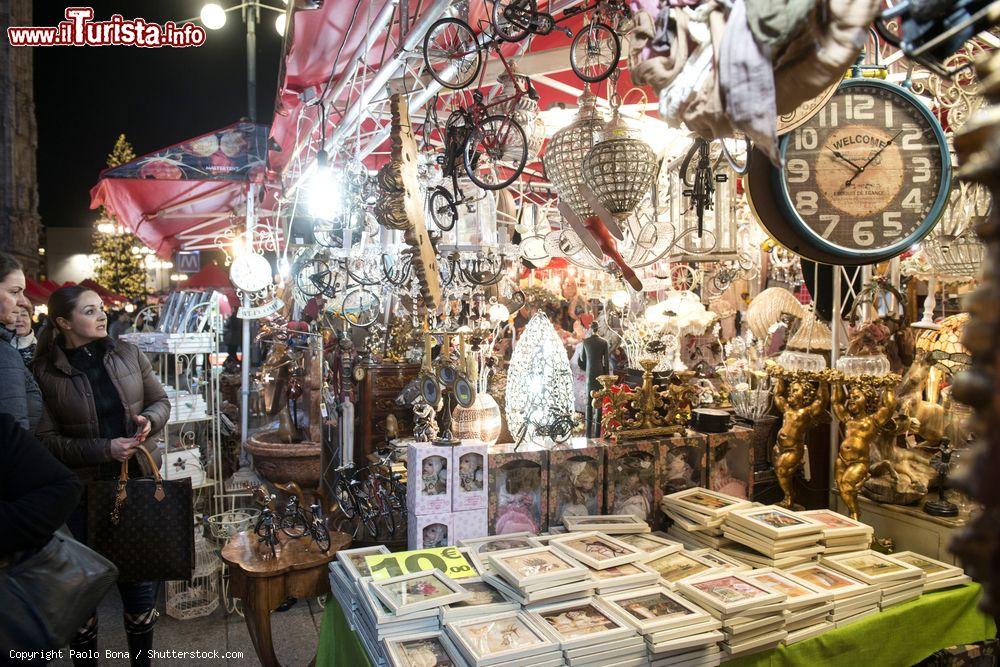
[505,313,574,444]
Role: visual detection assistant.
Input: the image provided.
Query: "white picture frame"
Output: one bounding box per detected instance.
[661,488,751,519]
[439,576,520,621]
[357,577,441,627]
[644,550,720,587]
[459,532,542,551]
[445,610,559,666]
[785,563,870,599]
[616,533,684,561]
[821,550,925,586]
[549,531,645,570]
[677,572,786,615]
[487,546,589,589]
[689,549,752,573]
[725,505,825,540]
[585,561,660,592]
[891,551,964,583]
[600,584,713,633]
[385,631,467,667]
[337,545,391,582]
[371,569,472,615]
[562,514,650,534]
[527,598,635,649]
[743,567,832,608]
[798,509,872,539]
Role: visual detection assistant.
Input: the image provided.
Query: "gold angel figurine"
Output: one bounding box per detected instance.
[832,380,896,520]
[773,374,829,509]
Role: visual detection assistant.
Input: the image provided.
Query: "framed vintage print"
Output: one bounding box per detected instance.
[891,551,963,582]
[689,549,752,573]
[645,550,719,586]
[785,564,870,599]
[358,577,442,627]
[385,631,466,667]
[616,533,683,562]
[601,584,712,633]
[744,567,832,608]
[460,533,542,551]
[661,488,751,519]
[562,514,649,534]
[528,599,635,649]
[549,531,645,570]
[678,573,786,615]
[585,561,660,591]
[445,611,558,666]
[371,569,472,615]
[440,577,519,621]
[337,545,392,582]
[488,546,589,588]
[821,550,923,586]
[798,509,871,539]
[726,505,825,540]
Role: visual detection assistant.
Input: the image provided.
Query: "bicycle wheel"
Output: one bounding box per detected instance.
[428,186,458,231]
[464,115,528,190]
[491,0,537,42]
[313,524,332,552]
[294,258,332,298]
[376,485,396,538]
[339,287,380,328]
[280,511,309,538]
[423,18,482,90]
[333,478,357,519]
[570,23,620,83]
[357,497,379,540]
[389,479,407,513]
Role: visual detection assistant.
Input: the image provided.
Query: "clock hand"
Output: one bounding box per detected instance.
[830,150,864,172]
[844,129,904,188]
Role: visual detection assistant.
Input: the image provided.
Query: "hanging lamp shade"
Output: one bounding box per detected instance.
[543,89,606,219]
[505,313,574,444]
[583,110,659,219]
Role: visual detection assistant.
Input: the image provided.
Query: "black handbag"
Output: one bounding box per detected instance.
[0,527,118,651]
[86,447,194,583]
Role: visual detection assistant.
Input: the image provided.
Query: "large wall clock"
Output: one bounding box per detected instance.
[748,78,952,265]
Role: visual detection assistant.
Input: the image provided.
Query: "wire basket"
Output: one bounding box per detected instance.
[206,509,259,544]
[165,532,221,620]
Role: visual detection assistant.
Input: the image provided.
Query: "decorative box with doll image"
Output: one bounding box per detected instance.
[452,441,488,511]
[706,426,754,500]
[407,442,452,516]
[547,441,605,527]
[408,512,454,550]
[488,444,549,535]
[452,508,489,543]
[656,431,709,497]
[605,441,657,525]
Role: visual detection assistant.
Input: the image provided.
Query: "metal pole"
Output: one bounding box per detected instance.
[245,1,257,122]
[829,265,841,510]
[240,184,255,446]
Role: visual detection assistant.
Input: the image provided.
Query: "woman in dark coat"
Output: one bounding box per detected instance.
[33,286,169,667]
[0,251,42,431]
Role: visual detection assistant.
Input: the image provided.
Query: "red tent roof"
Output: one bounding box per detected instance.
[24,278,51,305]
[184,263,232,289]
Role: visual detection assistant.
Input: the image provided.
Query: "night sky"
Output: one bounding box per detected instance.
[33,1,284,228]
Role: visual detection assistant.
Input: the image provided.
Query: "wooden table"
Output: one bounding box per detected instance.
[221,529,351,667]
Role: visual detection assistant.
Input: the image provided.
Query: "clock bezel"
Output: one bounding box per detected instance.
[230,252,273,293]
[771,78,952,263]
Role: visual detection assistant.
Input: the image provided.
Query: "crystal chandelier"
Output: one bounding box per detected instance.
[583,107,659,219]
[543,88,606,220]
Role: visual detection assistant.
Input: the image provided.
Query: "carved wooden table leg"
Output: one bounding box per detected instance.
[243,579,280,667]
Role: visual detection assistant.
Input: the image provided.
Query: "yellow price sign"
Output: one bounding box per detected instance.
[364,546,476,581]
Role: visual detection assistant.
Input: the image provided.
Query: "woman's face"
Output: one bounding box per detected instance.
[13,307,31,335]
[0,269,27,326]
[57,290,107,343]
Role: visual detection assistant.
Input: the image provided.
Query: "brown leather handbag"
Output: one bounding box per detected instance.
[86,447,194,583]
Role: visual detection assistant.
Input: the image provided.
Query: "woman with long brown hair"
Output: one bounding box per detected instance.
[33,285,169,667]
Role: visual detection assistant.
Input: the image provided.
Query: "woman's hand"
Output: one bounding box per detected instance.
[110,437,140,462]
[133,415,151,441]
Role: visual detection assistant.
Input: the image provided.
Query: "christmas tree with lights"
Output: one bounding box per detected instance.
[92,135,148,302]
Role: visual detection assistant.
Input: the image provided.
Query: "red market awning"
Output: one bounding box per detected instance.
[24,278,52,305]
[184,262,233,289]
[90,122,270,259]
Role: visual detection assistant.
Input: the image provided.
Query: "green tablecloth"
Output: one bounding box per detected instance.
[317,584,995,667]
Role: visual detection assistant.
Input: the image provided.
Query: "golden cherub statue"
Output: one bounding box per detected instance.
[832,379,897,520]
[772,372,829,509]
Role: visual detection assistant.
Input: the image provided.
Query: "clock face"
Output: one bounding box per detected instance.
[230,252,273,293]
[777,80,950,260]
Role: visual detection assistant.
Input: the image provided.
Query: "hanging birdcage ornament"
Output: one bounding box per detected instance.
[582,99,659,219]
[543,88,607,219]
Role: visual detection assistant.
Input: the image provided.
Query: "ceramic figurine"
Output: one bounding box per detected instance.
[412,395,439,443]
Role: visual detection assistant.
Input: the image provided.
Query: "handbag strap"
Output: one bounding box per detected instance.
[111,446,165,525]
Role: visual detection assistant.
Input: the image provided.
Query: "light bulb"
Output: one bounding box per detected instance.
[200,3,227,30]
[97,222,114,234]
[124,303,135,313]
[307,150,343,220]
[488,302,510,322]
[131,246,141,255]
[610,290,629,309]
[275,13,287,35]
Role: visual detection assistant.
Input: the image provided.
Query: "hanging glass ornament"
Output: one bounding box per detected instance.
[583,101,659,220]
[505,313,574,445]
[543,88,607,220]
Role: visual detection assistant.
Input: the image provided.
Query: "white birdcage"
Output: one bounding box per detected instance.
[165,530,221,620]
